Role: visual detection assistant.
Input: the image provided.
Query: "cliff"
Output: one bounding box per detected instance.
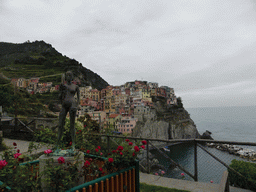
[132,96,200,140]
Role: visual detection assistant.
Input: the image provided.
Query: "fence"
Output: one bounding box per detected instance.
[88,134,256,189]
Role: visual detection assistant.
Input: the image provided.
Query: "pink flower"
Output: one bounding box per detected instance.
[141,145,145,149]
[44,149,52,154]
[108,158,114,163]
[142,140,147,145]
[0,160,8,169]
[155,173,159,176]
[14,153,22,159]
[100,152,103,156]
[129,142,133,146]
[95,148,99,152]
[210,180,213,183]
[161,171,165,175]
[120,152,123,156]
[99,167,103,172]
[97,146,101,150]
[84,160,90,167]
[57,157,65,164]
[117,146,123,151]
[132,152,135,157]
[181,173,185,176]
[134,146,140,152]
[125,139,130,142]
[86,150,90,154]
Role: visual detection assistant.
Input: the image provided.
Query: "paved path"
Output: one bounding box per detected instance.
[1,138,53,159]
[140,172,253,192]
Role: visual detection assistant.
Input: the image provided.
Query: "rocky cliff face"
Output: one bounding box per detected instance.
[132,96,200,140]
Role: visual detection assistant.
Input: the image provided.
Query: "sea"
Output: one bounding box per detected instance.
[150,105,256,184]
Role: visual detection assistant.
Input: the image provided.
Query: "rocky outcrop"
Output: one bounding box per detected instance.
[132,96,200,140]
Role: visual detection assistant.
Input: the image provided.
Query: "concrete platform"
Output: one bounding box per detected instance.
[140,172,253,192]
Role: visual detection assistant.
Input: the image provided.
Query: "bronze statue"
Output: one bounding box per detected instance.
[53,71,80,155]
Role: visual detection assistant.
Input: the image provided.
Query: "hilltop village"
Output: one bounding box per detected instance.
[10,78,178,135]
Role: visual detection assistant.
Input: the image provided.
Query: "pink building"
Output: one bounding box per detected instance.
[117,117,138,134]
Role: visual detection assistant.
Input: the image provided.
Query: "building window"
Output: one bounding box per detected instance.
[127,129,129,132]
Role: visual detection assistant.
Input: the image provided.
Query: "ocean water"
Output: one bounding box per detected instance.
[187,105,256,143]
[151,106,256,183]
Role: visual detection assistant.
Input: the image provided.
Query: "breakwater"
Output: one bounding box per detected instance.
[206,143,256,161]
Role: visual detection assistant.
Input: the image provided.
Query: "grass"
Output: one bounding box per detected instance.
[140,183,190,192]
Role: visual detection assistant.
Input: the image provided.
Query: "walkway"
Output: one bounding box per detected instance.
[0,138,53,159]
[140,172,253,192]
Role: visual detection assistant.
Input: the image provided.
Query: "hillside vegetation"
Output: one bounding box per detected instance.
[0,40,109,116]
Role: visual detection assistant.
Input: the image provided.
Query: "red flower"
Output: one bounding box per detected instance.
[95,148,99,152]
[141,145,145,149]
[76,132,79,134]
[132,152,135,157]
[69,141,72,146]
[134,146,140,152]
[84,160,90,167]
[44,149,52,154]
[14,153,21,159]
[129,142,133,146]
[0,160,8,169]
[84,125,87,127]
[99,167,103,172]
[112,150,116,153]
[125,139,130,142]
[120,152,123,156]
[57,157,65,164]
[108,158,114,163]
[97,146,101,150]
[13,142,17,146]
[79,130,82,132]
[86,150,90,154]
[17,149,20,153]
[141,140,147,145]
[117,146,123,151]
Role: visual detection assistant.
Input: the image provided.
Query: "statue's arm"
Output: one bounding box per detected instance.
[76,85,80,109]
[59,84,65,104]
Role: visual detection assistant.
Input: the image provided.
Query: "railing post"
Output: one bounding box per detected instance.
[194,140,198,181]
[146,139,149,174]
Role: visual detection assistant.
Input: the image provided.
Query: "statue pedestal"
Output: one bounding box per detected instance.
[39,151,84,192]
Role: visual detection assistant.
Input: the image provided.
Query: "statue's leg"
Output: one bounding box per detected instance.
[56,107,68,150]
[70,107,77,151]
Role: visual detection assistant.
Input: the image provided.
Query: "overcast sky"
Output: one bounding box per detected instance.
[1,0,256,108]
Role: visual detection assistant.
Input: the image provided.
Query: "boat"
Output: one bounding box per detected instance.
[163,146,170,152]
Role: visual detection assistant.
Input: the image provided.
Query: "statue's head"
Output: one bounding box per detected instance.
[65,71,74,82]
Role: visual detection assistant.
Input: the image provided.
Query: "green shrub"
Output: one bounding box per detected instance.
[228,159,256,191]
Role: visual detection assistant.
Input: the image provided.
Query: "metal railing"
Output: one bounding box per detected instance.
[88,134,256,188]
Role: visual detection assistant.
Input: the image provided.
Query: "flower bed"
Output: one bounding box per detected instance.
[0,139,144,191]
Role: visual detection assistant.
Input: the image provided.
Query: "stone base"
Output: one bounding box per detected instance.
[39,151,84,192]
